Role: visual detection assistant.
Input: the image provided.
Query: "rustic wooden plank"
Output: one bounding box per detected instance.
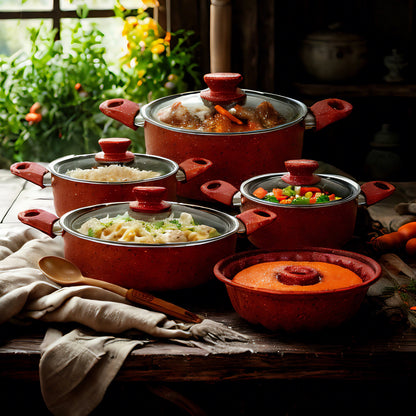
[0,170,26,223]
[2,181,55,224]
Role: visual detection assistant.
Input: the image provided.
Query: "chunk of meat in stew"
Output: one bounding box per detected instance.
[256,101,285,128]
[158,102,202,128]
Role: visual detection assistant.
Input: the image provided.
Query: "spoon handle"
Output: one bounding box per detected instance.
[126,289,203,324]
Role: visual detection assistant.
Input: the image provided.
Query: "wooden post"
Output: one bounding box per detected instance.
[210,0,232,73]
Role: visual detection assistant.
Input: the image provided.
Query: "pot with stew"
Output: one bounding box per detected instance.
[17,186,277,291]
[201,159,395,249]
[10,138,212,216]
[99,73,353,201]
[214,247,382,331]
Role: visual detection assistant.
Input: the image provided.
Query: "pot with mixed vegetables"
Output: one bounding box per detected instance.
[201,159,395,250]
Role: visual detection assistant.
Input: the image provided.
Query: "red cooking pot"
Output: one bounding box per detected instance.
[99,72,353,201]
[201,159,395,249]
[10,138,212,216]
[214,247,382,332]
[17,186,277,292]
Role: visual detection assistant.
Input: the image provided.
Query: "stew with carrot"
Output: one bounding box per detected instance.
[157,101,286,132]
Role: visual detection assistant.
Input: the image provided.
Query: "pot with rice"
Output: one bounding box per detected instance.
[10,138,212,215]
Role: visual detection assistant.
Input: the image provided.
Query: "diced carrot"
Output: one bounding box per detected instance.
[272,188,287,200]
[279,197,294,204]
[214,105,243,125]
[253,187,268,199]
[328,194,336,201]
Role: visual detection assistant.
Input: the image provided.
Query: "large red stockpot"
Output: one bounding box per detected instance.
[99,73,353,201]
[201,159,396,250]
[17,186,276,292]
[10,138,212,216]
[214,247,382,332]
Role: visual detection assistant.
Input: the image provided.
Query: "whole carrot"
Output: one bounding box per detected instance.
[398,222,416,240]
[371,231,406,251]
[406,238,416,256]
[371,221,416,252]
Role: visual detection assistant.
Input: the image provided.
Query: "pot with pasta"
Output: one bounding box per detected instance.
[18,186,277,291]
[10,138,213,216]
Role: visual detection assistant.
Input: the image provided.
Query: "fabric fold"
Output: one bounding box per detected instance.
[0,228,250,416]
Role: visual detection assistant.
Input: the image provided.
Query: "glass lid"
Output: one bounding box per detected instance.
[241,159,360,206]
[140,73,308,134]
[49,138,178,184]
[60,186,239,246]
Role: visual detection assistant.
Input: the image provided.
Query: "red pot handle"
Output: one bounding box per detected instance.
[18,209,60,237]
[178,158,213,183]
[10,162,49,188]
[309,99,353,131]
[236,208,277,236]
[200,180,239,206]
[360,181,395,206]
[95,138,135,163]
[99,98,141,131]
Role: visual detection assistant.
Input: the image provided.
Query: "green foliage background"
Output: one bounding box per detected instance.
[0,7,201,166]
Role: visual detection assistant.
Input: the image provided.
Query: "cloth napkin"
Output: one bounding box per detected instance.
[0,227,249,416]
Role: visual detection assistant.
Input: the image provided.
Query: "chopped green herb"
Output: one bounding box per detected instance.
[264,194,279,203]
[291,196,310,205]
[282,185,296,196]
[316,194,330,203]
[153,221,165,229]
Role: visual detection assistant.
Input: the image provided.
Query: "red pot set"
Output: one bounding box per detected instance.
[13,72,391,331]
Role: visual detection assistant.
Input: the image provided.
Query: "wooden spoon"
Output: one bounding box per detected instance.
[38,256,202,324]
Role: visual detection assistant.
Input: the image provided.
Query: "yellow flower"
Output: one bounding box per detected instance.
[137,69,146,78]
[137,80,143,86]
[140,0,160,8]
[151,43,165,54]
[126,16,137,25]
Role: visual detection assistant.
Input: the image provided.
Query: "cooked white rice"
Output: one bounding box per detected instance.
[66,165,161,182]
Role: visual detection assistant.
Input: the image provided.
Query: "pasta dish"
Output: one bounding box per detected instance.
[77,212,220,244]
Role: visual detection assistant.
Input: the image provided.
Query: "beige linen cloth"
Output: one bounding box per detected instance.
[0,227,249,416]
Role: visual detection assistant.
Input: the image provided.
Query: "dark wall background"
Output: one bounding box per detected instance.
[161,0,416,181]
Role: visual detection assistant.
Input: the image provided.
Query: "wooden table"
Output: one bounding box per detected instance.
[1,168,416,415]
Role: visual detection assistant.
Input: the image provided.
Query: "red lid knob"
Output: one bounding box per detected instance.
[95,138,135,163]
[276,265,321,286]
[200,73,246,107]
[129,186,171,213]
[281,159,321,185]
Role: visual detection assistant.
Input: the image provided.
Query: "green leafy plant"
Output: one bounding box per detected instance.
[0,19,144,165]
[0,3,202,166]
[115,2,201,104]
